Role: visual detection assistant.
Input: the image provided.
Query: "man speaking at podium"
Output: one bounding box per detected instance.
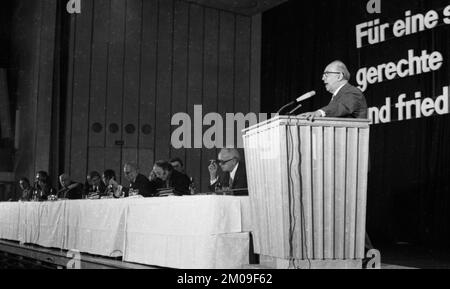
[301,60,368,120]
[301,60,374,254]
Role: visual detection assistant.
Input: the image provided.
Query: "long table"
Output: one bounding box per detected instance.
[0,196,252,269]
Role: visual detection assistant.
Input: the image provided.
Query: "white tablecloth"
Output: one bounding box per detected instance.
[0,196,252,268]
[123,196,252,269]
[0,202,20,241]
[63,199,128,257]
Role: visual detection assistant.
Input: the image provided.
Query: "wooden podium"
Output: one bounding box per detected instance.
[243,116,370,269]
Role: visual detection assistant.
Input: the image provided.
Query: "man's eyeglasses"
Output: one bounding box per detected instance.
[323,71,342,77]
[217,158,235,166]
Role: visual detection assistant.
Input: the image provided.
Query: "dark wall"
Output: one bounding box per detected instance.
[262,0,450,247]
[9,0,58,184]
[63,0,261,191]
[0,0,12,68]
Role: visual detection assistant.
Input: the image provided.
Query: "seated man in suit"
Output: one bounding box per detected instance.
[58,173,83,200]
[111,163,157,198]
[84,171,106,199]
[34,171,57,201]
[208,148,248,196]
[18,178,33,202]
[151,161,191,195]
[301,60,368,120]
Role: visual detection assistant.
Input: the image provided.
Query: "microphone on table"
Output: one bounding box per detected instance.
[276,91,316,115]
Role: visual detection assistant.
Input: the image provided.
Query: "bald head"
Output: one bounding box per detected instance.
[217,148,240,173]
[219,148,240,161]
[59,174,71,188]
[123,163,139,182]
[329,60,350,80]
[323,60,350,94]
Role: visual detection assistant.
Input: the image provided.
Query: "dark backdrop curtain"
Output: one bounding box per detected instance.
[261,0,450,247]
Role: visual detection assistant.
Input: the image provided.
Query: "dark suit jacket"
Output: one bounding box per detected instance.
[321,83,368,119]
[128,173,158,198]
[58,182,83,200]
[84,181,107,198]
[155,170,191,195]
[208,162,248,196]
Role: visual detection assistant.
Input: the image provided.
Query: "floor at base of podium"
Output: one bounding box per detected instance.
[0,240,159,269]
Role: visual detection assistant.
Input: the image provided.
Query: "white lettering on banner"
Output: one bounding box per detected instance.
[356,5,450,48]
[369,86,449,124]
[356,49,443,92]
[444,5,450,24]
[366,0,381,14]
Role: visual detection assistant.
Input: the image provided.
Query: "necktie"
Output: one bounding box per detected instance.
[229,175,233,189]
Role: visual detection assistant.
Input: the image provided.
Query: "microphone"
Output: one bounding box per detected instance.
[276,91,316,115]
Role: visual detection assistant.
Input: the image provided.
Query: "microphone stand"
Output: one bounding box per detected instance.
[276,101,296,115]
[288,103,303,115]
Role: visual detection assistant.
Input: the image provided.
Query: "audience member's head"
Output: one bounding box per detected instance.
[123,163,139,183]
[19,178,31,190]
[102,169,116,185]
[153,161,173,181]
[59,174,72,188]
[35,171,50,187]
[87,171,102,187]
[169,157,184,173]
[217,148,240,173]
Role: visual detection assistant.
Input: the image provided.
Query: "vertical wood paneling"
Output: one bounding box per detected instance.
[234,15,251,114]
[139,0,158,175]
[356,128,370,259]
[65,12,76,176]
[64,0,259,193]
[345,128,358,259]
[244,119,370,262]
[323,126,335,259]
[123,0,142,149]
[312,126,324,259]
[69,1,93,182]
[243,137,260,252]
[105,148,122,183]
[106,0,126,148]
[89,0,109,149]
[201,7,219,191]
[277,126,289,258]
[170,0,189,165]
[300,125,313,259]
[34,0,57,174]
[235,15,251,148]
[334,127,347,259]
[186,3,203,191]
[138,149,154,178]
[218,11,235,147]
[139,0,157,150]
[154,0,174,160]
[289,125,303,259]
[253,130,265,253]
[88,148,105,175]
[250,14,261,114]
[265,128,276,255]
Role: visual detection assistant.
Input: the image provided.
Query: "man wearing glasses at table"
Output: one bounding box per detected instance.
[208,148,248,196]
[301,60,368,120]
